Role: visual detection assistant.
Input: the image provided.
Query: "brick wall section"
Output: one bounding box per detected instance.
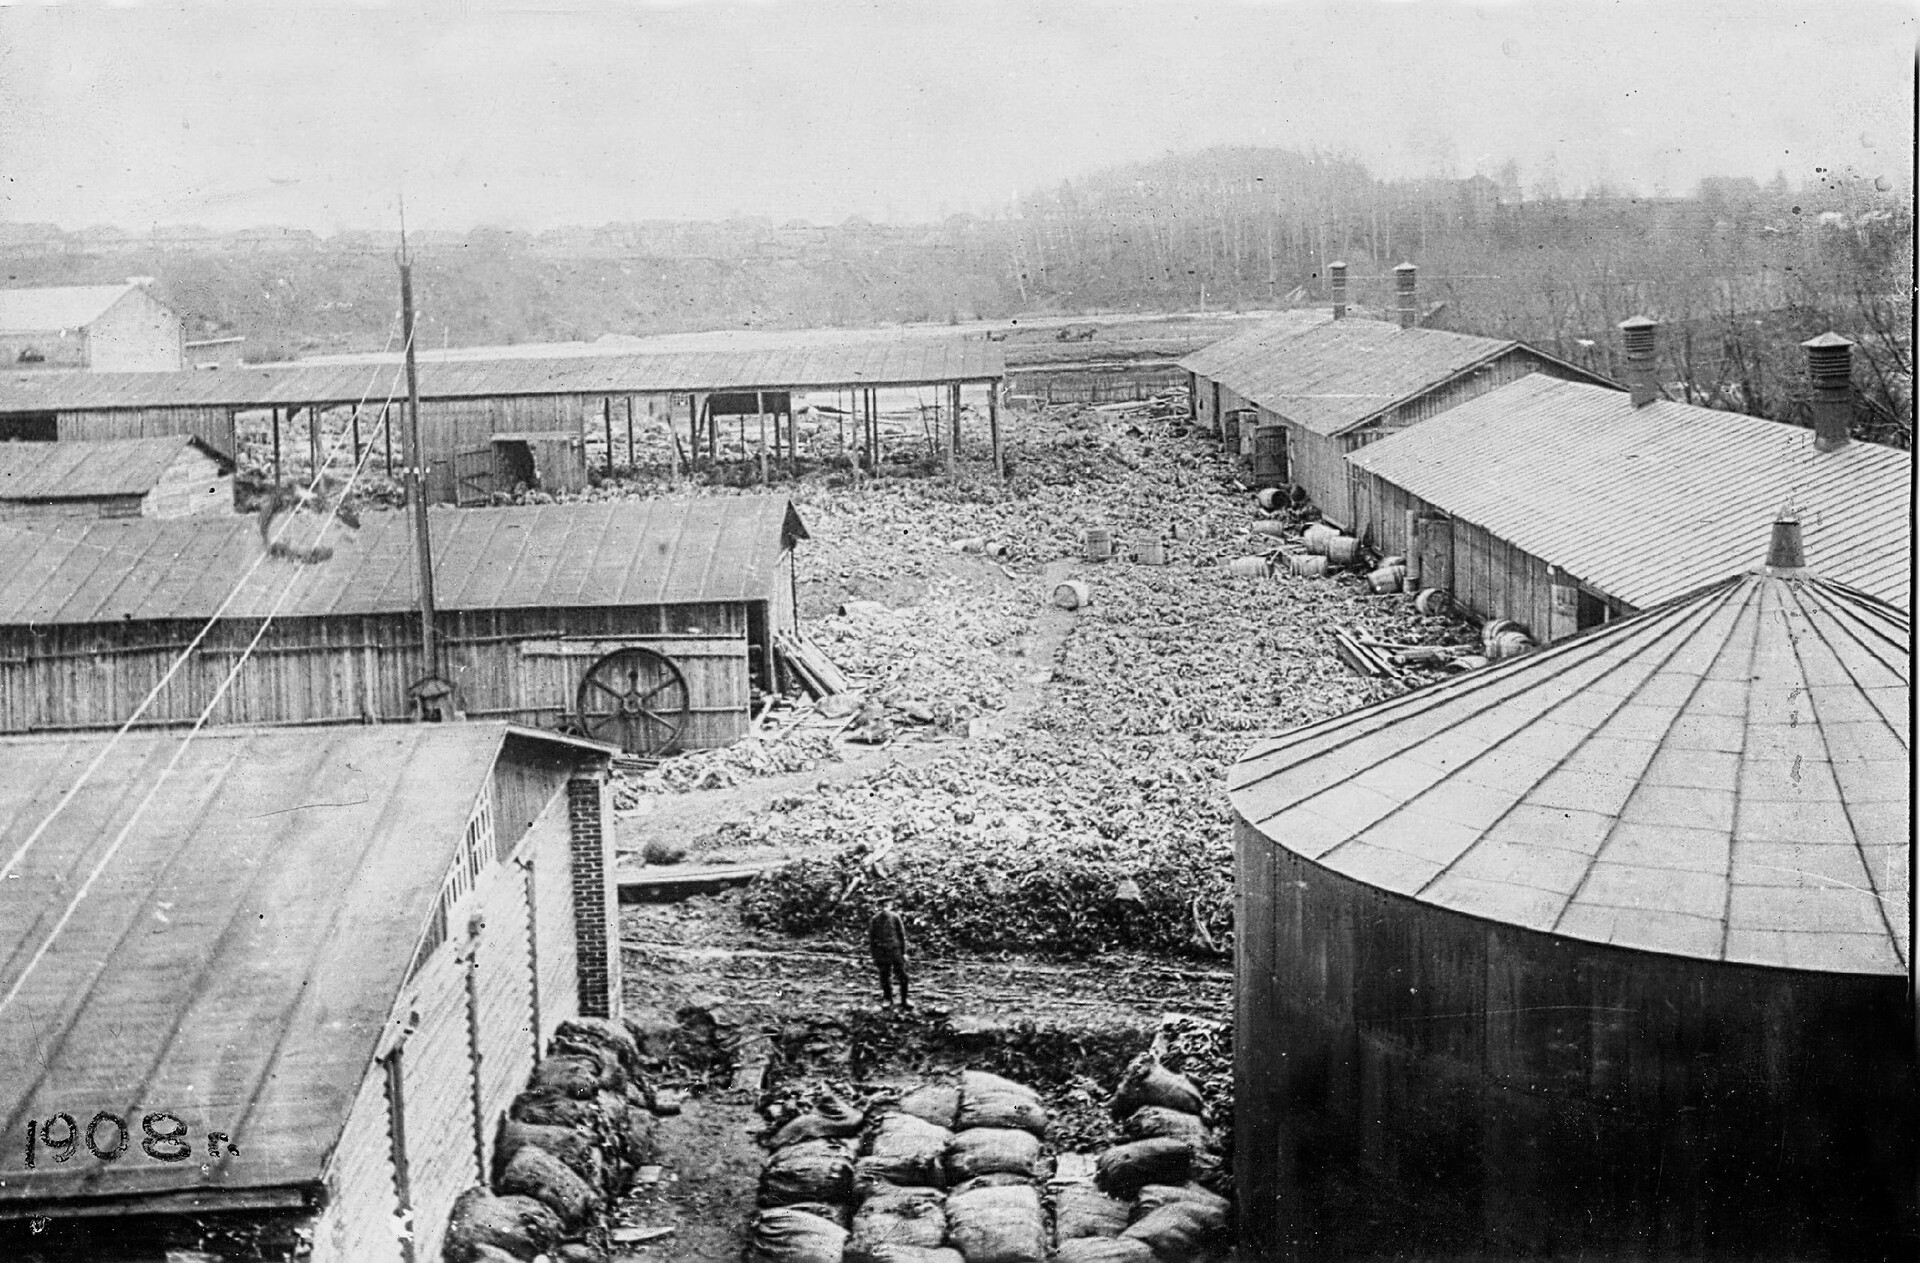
[566,772,619,1018]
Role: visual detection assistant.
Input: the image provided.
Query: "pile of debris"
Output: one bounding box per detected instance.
[746,1055,1229,1263]
[440,1018,666,1263]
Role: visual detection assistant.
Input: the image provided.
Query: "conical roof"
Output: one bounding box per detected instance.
[1230,562,1910,976]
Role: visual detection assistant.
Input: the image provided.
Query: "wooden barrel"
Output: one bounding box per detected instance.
[1454,653,1491,671]
[1290,554,1330,579]
[1222,409,1241,448]
[1134,539,1167,566]
[1303,523,1338,555]
[1368,564,1408,594]
[1251,424,1287,487]
[1251,520,1289,540]
[1414,588,1451,617]
[1482,618,1525,653]
[1228,555,1271,579]
[1377,554,1406,570]
[1053,579,1092,610]
[1493,630,1536,661]
[1255,487,1287,512]
[1326,535,1362,567]
[1082,527,1115,562]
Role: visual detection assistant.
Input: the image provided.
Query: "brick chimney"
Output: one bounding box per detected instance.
[1330,261,1348,320]
[1802,331,1855,451]
[1393,263,1417,329]
[1618,316,1660,408]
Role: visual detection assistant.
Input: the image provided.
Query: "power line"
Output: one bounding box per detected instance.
[0,331,406,892]
[0,365,398,1021]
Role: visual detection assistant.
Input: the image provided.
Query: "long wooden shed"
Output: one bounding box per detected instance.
[1179,296,1614,527]
[0,434,234,520]
[0,722,618,1261]
[0,495,808,752]
[0,338,1007,502]
[1229,535,1913,1258]
[1346,371,1913,640]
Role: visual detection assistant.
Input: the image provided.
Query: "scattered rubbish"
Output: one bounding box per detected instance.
[1227,556,1270,579]
[1053,579,1093,610]
[611,1224,677,1244]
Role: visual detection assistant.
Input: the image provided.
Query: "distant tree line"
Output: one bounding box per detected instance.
[3,147,1908,445]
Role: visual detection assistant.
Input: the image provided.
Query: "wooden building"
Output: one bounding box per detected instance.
[1346,371,1912,642]
[0,496,808,753]
[0,435,233,520]
[0,338,1007,500]
[0,721,620,1261]
[0,281,185,372]
[1179,272,1612,526]
[1229,531,1913,1258]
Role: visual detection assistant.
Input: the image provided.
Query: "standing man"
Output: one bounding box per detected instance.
[868,907,910,1008]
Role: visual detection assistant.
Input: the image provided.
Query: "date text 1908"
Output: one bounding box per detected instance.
[23,1113,239,1166]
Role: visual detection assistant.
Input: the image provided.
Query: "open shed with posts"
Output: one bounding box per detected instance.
[0,337,1007,501]
[1227,525,1914,1260]
[1346,332,1912,643]
[0,434,234,520]
[0,495,808,753]
[1179,267,1614,525]
[0,721,619,1262]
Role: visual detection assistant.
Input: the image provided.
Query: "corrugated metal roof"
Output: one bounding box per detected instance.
[1348,373,1913,609]
[0,339,1005,414]
[0,284,139,334]
[0,722,589,1208]
[1183,317,1583,437]
[1230,566,1910,976]
[1177,309,1333,380]
[0,436,232,502]
[0,495,806,625]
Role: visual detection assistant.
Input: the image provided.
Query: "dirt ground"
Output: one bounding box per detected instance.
[598,393,1464,1260]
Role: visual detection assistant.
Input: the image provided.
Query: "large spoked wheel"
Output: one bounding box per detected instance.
[574,646,691,756]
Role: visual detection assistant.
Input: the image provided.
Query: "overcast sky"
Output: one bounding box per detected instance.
[0,0,1911,232]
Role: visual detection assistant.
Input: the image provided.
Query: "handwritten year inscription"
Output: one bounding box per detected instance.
[23,1113,238,1167]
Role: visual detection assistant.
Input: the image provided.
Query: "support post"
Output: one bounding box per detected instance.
[351,404,361,464]
[271,408,282,483]
[756,391,768,486]
[989,381,1003,480]
[382,403,394,475]
[306,405,320,476]
[399,257,440,681]
[951,382,962,468]
[668,396,681,483]
[603,399,614,475]
[625,396,635,469]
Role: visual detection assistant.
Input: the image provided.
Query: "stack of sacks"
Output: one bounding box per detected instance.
[940,1072,1051,1263]
[748,1096,866,1263]
[1050,1055,1231,1263]
[443,1018,658,1263]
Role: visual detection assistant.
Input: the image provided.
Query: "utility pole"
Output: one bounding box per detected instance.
[399,238,440,682]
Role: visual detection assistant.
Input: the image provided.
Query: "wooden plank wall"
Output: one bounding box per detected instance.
[474,811,540,1170]
[527,790,580,1047]
[0,603,755,747]
[309,1060,407,1263]
[398,937,481,1263]
[1349,468,1569,642]
[58,406,239,460]
[1288,425,1351,528]
[419,396,589,503]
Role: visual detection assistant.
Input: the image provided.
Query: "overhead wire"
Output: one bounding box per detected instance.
[0,339,406,1020]
[0,323,407,892]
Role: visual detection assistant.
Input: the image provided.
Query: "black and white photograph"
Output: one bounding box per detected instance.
[0,2,1912,1260]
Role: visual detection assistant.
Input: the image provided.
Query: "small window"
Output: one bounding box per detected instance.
[15,347,45,364]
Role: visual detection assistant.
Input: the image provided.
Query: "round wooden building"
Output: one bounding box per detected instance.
[1228,520,1913,1259]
